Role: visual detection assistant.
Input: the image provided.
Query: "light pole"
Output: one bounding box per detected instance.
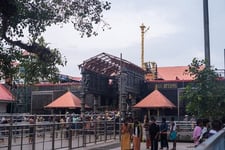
[203,0,211,67]
[140,23,150,69]
[224,49,225,77]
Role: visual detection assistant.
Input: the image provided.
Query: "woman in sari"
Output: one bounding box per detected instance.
[121,121,131,150]
[133,120,142,150]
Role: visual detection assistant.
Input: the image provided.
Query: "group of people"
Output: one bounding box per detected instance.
[192,118,223,147]
[120,115,177,150]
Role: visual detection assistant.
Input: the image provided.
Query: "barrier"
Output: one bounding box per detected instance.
[195,128,225,150]
[0,114,197,150]
[0,115,117,150]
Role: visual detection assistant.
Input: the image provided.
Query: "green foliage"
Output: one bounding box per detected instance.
[181,58,225,119]
[0,0,111,39]
[17,37,66,84]
[0,46,21,80]
[0,37,66,84]
[0,0,111,84]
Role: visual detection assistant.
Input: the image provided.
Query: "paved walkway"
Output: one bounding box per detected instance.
[77,140,196,150]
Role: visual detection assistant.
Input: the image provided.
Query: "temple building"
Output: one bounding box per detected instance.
[2,52,223,119]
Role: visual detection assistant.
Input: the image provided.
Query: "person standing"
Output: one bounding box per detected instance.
[208,119,222,138]
[190,115,196,130]
[199,118,210,143]
[143,115,151,149]
[65,114,71,138]
[133,119,142,150]
[170,117,177,150]
[192,118,203,147]
[60,117,65,138]
[160,117,169,150]
[149,116,160,150]
[121,121,131,150]
[28,116,35,143]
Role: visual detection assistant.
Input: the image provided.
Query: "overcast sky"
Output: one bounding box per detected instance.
[43,0,225,77]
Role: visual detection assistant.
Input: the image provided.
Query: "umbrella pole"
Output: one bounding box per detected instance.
[148,109,150,119]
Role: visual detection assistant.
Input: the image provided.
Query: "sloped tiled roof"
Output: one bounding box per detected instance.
[157,66,193,80]
[133,89,176,108]
[45,91,89,108]
[0,84,14,102]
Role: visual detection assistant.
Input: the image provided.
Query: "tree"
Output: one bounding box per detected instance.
[0,0,111,83]
[181,58,225,119]
[19,37,66,84]
[0,46,20,81]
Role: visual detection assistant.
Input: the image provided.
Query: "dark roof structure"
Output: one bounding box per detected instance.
[79,52,145,76]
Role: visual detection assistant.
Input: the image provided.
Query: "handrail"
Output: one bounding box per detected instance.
[0,119,117,150]
[195,127,225,150]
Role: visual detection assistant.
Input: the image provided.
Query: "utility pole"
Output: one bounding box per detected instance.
[224,49,225,77]
[203,0,211,67]
[140,23,149,69]
[119,53,126,121]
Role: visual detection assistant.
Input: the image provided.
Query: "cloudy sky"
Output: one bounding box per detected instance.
[43,0,225,77]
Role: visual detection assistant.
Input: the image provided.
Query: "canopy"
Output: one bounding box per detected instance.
[45,91,89,109]
[133,89,176,108]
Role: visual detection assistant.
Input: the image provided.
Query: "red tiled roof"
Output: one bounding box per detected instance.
[0,84,14,102]
[45,91,89,109]
[68,76,81,81]
[157,66,193,80]
[133,89,176,108]
[34,82,80,87]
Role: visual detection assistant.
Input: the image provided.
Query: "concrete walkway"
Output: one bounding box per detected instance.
[77,140,196,150]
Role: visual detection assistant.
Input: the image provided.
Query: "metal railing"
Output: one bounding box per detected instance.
[0,114,200,150]
[195,128,225,150]
[0,115,117,150]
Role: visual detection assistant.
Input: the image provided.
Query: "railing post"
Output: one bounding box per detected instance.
[20,126,24,150]
[114,119,116,139]
[8,116,13,150]
[32,115,37,150]
[104,120,107,142]
[94,120,97,144]
[52,115,55,150]
[68,127,72,149]
[82,120,86,147]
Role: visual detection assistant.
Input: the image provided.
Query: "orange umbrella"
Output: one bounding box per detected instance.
[45,91,89,109]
